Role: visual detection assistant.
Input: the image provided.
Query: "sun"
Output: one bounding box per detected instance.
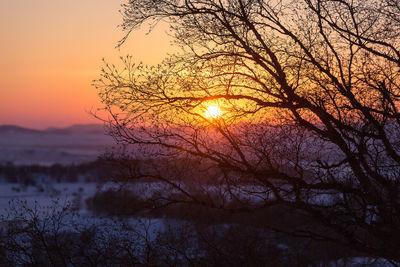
[205,105,222,119]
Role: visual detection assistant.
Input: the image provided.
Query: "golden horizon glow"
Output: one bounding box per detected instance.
[205,105,222,119]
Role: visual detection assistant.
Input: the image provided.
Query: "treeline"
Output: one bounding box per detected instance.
[0,156,224,185]
[0,159,116,184]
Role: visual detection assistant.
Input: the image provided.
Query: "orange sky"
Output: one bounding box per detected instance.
[0,0,172,129]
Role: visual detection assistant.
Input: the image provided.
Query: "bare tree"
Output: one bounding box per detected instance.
[94,0,400,261]
[0,200,170,266]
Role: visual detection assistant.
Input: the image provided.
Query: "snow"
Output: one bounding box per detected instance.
[327,257,398,266]
[0,127,114,165]
[0,182,99,216]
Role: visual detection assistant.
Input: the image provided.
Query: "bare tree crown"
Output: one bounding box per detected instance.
[94,0,400,261]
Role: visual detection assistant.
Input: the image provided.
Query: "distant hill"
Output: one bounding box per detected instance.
[45,124,106,134]
[0,124,114,165]
[0,124,106,135]
[0,125,41,134]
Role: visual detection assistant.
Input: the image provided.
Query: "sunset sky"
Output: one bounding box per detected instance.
[0,0,171,129]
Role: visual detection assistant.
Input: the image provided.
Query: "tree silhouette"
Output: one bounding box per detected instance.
[95,0,400,261]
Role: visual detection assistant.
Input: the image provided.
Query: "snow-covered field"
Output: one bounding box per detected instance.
[0,124,114,165]
[0,182,99,216]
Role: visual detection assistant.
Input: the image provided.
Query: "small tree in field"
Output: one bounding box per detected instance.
[95,0,400,261]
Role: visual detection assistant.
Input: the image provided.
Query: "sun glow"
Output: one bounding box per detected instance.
[205,105,222,119]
